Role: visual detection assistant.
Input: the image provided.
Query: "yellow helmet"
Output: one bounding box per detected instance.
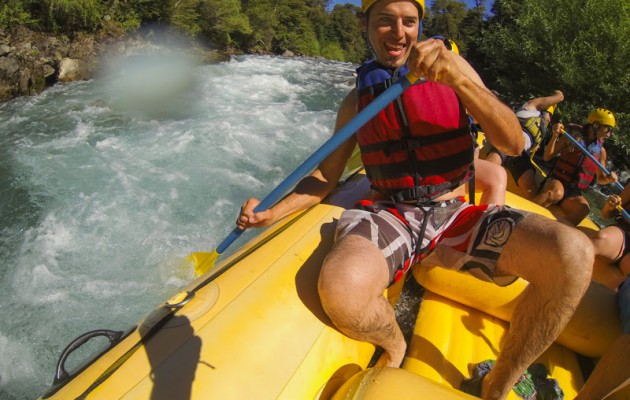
[546,104,557,115]
[362,0,425,18]
[588,108,616,128]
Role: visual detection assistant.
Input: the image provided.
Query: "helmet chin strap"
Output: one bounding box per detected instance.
[588,123,600,142]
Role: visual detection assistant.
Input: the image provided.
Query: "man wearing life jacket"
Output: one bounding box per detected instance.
[481,90,564,200]
[533,108,618,225]
[238,1,593,399]
[577,183,630,399]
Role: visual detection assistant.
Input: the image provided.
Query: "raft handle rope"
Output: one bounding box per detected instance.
[52,329,126,386]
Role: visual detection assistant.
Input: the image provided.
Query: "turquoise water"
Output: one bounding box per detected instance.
[0,54,355,400]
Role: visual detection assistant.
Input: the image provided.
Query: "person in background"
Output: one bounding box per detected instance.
[238,1,593,399]
[577,183,630,399]
[533,108,618,225]
[481,90,564,200]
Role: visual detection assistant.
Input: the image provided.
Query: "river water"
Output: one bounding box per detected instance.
[0,53,612,400]
[0,54,355,400]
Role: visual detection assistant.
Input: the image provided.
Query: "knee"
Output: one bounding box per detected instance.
[549,186,565,203]
[540,180,565,202]
[588,229,607,250]
[487,152,503,166]
[318,236,387,315]
[318,263,354,324]
[553,229,594,289]
[523,222,593,293]
[494,166,508,190]
[318,263,373,328]
[318,257,350,309]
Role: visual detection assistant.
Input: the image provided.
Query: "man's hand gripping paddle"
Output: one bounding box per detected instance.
[560,129,630,221]
[189,72,421,276]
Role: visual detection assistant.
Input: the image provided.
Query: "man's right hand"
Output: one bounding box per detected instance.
[236,198,276,230]
[552,89,564,100]
[552,122,565,139]
[605,194,622,211]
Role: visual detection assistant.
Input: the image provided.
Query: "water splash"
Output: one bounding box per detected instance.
[0,54,355,399]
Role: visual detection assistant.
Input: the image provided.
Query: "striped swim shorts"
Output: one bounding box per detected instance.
[335,198,530,286]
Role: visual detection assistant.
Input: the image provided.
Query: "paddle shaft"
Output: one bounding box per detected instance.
[560,130,630,220]
[214,72,420,255]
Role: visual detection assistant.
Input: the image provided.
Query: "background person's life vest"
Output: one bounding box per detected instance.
[551,138,603,190]
[518,113,546,155]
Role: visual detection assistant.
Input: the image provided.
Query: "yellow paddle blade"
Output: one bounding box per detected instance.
[187,249,220,276]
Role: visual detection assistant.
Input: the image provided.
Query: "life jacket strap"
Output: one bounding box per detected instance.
[359,126,470,156]
[372,182,451,204]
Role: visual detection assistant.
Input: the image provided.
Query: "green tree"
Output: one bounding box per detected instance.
[456,0,487,56]
[36,0,103,32]
[425,0,467,41]
[479,0,629,132]
[272,0,320,56]
[0,0,36,30]
[329,3,367,63]
[243,0,279,53]
[168,0,202,36]
[321,41,345,61]
[199,0,251,49]
[104,0,171,31]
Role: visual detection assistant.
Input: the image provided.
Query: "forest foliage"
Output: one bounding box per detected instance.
[1,0,629,157]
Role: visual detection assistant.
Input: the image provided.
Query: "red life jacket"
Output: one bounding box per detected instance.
[551,139,602,190]
[355,61,474,202]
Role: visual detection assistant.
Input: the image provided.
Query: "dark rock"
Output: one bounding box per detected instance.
[0,26,228,103]
[0,56,19,79]
[58,58,89,81]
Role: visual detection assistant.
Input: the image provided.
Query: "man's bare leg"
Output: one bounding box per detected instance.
[516,169,538,201]
[481,214,593,400]
[318,234,406,367]
[532,179,565,208]
[559,195,591,226]
[485,151,504,166]
[473,158,507,205]
[589,226,625,259]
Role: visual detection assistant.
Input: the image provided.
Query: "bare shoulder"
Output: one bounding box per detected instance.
[599,145,608,160]
[335,89,358,129]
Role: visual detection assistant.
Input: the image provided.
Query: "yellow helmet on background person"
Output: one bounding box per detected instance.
[362,0,425,18]
[588,108,616,128]
[546,104,557,115]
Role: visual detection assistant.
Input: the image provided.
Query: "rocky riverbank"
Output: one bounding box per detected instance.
[0,26,229,103]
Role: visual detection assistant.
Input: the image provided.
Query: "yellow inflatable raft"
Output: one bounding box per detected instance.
[39,170,629,400]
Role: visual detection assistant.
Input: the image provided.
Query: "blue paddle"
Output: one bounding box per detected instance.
[560,130,630,220]
[189,72,421,275]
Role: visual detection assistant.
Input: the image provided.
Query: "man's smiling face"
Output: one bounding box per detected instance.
[365,0,421,69]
